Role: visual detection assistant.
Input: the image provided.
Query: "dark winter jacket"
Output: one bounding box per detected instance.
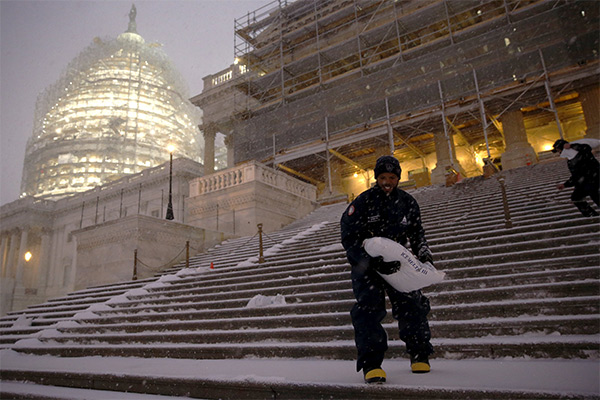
[564,143,600,188]
[340,184,428,267]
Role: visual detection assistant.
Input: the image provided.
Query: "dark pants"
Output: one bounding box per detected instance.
[571,181,599,217]
[350,260,433,372]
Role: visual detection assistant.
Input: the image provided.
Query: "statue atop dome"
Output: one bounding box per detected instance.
[127,4,137,33]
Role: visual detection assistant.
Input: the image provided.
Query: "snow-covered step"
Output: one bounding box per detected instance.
[10,335,599,361]
[10,315,598,350]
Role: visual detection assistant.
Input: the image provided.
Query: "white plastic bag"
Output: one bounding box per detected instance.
[363,237,445,293]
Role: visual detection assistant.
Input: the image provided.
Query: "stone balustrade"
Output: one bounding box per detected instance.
[202,63,250,91]
[190,161,316,202]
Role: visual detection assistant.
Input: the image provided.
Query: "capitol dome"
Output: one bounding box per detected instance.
[21,5,203,199]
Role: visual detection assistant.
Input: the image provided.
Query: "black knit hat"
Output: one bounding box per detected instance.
[374,155,401,178]
[552,139,568,153]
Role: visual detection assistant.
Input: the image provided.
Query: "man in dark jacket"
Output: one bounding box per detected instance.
[340,155,434,384]
[552,139,600,217]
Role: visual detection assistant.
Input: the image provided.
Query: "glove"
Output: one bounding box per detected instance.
[371,256,401,275]
[417,246,434,265]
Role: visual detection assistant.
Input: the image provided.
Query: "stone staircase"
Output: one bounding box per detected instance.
[1,159,599,399]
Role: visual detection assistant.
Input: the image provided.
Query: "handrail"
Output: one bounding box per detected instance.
[134,240,190,279]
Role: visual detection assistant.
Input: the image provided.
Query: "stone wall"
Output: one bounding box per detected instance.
[73,215,227,290]
[187,161,318,236]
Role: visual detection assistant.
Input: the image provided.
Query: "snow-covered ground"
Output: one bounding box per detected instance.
[1,350,598,399]
[1,187,599,399]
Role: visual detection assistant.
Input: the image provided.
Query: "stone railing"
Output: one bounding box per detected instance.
[0,195,56,218]
[189,161,316,202]
[54,158,203,207]
[202,63,249,91]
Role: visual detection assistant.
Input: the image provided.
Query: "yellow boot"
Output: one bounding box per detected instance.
[364,367,386,384]
[411,354,431,373]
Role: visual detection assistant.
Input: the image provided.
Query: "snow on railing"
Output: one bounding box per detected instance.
[190,161,316,201]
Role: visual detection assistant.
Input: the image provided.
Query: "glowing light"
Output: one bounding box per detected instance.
[167,144,175,153]
[474,153,484,167]
[24,252,32,262]
[353,172,358,178]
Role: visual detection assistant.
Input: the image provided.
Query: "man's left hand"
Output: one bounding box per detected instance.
[418,246,434,264]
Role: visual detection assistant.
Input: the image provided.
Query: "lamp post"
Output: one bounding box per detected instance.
[166,144,175,220]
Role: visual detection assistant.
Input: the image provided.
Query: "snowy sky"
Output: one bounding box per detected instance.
[0,0,268,206]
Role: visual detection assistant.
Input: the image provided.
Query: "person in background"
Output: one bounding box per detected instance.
[552,138,600,217]
[340,155,434,384]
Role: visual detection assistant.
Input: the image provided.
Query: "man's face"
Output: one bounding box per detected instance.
[376,172,399,194]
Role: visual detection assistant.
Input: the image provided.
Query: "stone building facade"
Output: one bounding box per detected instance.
[0,159,316,315]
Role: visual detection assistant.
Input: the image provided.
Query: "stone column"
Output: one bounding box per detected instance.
[15,229,28,285]
[67,240,78,291]
[430,131,463,185]
[224,134,235,168]
[320,158,347,203]
[0,235,7,277]
[500,110,537,170]
[1,233,17,315]
[330,159,346,194]
[203,125,216,174]
[6,232,19,278]
[579,86,599,139]
[36,230,52,289]
[47,228,64,290]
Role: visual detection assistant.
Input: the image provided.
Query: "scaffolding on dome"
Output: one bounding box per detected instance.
[21,22,203,200]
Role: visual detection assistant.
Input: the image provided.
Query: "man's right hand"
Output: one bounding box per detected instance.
[371,256,401,274]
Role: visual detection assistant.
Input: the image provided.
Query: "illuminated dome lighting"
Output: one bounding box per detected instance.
[21,5,203,199]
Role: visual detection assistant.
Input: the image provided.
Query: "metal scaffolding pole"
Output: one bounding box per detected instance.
[325,116,333,194]
[385,97,395,154]
[443,0,455,45]
[473,69,492,159]
[313,1,323,86]
[438,80,454,166]
[502,0,513,25]
[392,0,403,63]
[539,49,565,139]
[279,2,285,103]
[353,0,364,76]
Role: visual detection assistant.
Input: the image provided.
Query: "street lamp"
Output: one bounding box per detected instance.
[166,144,175,220]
